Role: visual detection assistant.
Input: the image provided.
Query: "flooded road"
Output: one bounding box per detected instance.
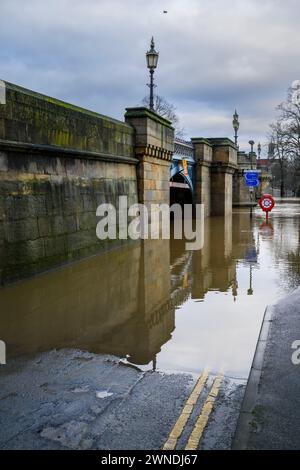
[1,200,300,379]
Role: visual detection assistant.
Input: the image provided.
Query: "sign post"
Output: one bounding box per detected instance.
[259,194,275,221]
[244,170,260,219]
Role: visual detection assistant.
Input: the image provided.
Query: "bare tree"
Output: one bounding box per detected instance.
[268,86,300,196]
[269,121,290,197]
[141,94,185,138]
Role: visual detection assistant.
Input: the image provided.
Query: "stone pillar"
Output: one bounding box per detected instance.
[191,138,213,218]
[124,107,174,210]
[209,138,237,216]
[233,151,258,206]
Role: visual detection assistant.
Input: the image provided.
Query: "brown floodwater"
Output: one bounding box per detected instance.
[1,200,300,378]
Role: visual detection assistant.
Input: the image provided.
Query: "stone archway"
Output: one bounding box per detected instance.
[170,171,193,207]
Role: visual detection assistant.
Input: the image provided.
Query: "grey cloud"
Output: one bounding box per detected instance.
[1,0,300,154]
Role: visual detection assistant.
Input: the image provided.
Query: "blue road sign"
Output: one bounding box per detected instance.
[246,179,259,187]
[245,170,260,187]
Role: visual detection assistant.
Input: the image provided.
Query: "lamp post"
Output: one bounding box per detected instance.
[248,140,255,219]
[146,37,159,111]
[249,140,255,169]
[257,142,261,160]
[232,110,239,146]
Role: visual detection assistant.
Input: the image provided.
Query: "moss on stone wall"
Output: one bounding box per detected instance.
[0,81,134,158]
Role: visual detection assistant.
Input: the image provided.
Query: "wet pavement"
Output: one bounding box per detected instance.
[234,287,300,450]
[0,350,244,450]
[0,200,300,449]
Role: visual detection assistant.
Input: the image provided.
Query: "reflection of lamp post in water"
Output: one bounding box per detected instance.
[247,264,253,295]
[245,245,256,295]
[232,275,238,302]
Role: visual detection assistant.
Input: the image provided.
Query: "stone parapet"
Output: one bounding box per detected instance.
[191,138,213,164]
[0,80,134,158]
[125,107,174,155]
[125,107,175,207]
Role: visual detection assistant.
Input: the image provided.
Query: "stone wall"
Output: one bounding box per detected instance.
[0,81,138,285]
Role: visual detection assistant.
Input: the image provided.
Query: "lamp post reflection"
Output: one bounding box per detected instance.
[245,245,257,296]
[247,264,253,296]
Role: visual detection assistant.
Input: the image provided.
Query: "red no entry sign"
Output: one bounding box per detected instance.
[259,194,275,214]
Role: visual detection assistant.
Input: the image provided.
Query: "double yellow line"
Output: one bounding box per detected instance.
[163,369,223,451]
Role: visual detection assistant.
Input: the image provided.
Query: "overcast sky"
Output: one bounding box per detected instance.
[1,0,299,154]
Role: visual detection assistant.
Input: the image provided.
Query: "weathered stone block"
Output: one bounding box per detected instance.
[82,193,96,212]
[0,197,5,222]
[0,221,4,241]
[4,218,39,243]
[26,195,48,217]
[37,217,52,237]
[66,230,96,252]
[79,212,96,231]
[0,152,8,171]
[44,235,66,257]
[51,215,65,235]
[66,214,78,233]
[5,238,44,265]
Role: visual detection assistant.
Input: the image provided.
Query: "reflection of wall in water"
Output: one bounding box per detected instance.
[0,239,175,365]
[191,216,236,300]
[169,216,240,301]
[231,212,256,261]
[169,217,237,301]
[0,243,140,357]
[130,238,174,364]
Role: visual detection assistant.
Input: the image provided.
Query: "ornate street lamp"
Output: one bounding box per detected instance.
[232,110,239,146]
[257,142,261,160]
[146,37,159,111]
[249,140,255,169]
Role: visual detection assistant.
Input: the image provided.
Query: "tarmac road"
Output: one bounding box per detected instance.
[0,349,245,450]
